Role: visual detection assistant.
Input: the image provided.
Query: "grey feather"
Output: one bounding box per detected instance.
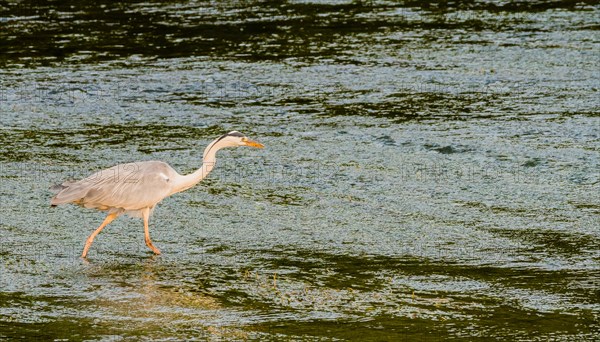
[48,131,263,257]
[50,161,176,214]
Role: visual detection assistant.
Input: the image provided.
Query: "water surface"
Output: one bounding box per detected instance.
[1,0,599,340]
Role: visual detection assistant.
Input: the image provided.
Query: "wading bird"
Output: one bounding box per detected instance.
[50,131,264,258]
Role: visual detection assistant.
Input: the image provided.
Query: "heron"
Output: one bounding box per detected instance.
[50,131,264,258]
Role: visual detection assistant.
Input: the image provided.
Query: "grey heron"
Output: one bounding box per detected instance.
[50,131,264,258]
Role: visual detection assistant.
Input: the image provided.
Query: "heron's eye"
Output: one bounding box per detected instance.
[241,137,248,142]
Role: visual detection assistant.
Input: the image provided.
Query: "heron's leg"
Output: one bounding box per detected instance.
[81,212,119,258]
[142,207,161,255]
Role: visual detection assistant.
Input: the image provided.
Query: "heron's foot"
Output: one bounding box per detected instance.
[145,239,161,255]
[81,239,94,258]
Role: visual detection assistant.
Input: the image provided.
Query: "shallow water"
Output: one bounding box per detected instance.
[1,1,599,340]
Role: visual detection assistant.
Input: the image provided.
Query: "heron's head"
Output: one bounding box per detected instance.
[205,132,264,158]
[218,131,264,148]
[202,131,264,161]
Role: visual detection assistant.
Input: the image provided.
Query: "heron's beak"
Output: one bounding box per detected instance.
[244,139,264,148]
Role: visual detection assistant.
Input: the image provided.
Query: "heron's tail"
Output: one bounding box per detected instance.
[49,180,84,206]
[49,183,68,193]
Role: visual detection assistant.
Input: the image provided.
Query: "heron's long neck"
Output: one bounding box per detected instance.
[170,140,222,195]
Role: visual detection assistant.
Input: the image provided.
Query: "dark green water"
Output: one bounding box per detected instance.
[1,0,599,340]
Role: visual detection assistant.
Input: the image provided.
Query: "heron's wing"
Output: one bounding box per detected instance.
[51,161,177,210]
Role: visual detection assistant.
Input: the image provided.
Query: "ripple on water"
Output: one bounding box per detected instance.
[1,1,599,340]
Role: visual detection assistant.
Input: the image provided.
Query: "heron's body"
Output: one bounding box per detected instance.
[50,131,264,258]
[52,161,175,215]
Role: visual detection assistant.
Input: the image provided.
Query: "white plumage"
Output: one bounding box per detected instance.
[50,131,264,258]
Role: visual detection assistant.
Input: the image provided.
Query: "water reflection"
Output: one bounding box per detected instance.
[2,1,597,66]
